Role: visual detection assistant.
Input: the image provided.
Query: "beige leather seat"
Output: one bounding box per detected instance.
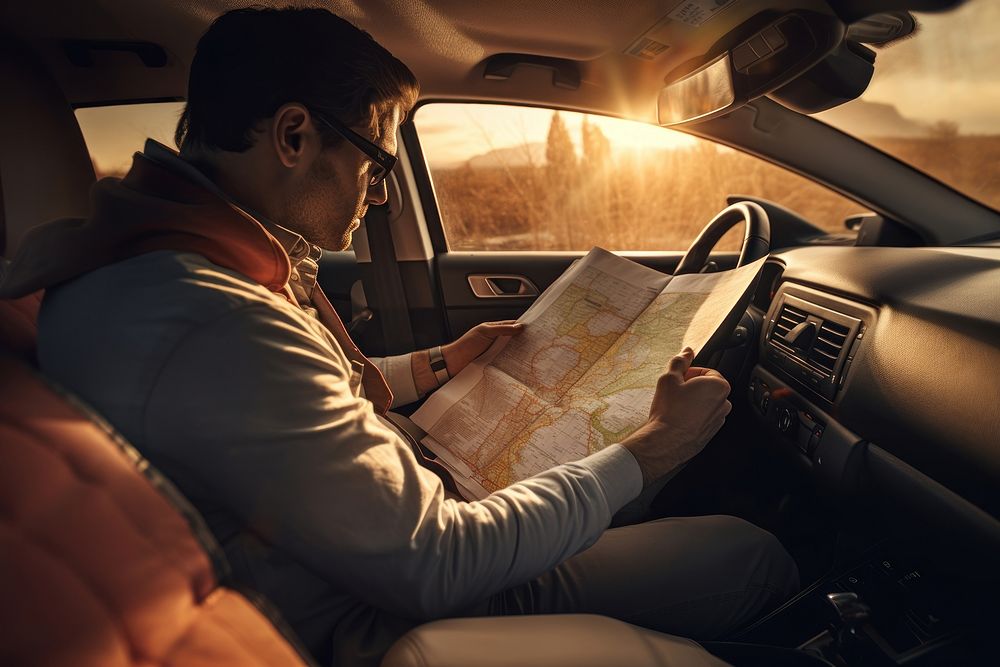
[383,616,729,667]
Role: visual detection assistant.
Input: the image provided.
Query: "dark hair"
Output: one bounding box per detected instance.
[175,7,419,152]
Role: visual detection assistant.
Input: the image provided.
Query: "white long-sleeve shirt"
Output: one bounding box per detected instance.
[37,247,643,658]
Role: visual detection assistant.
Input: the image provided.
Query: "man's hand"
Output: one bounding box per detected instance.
[622,347,731,487]
[442,320,524,376]
[413,321,525,396]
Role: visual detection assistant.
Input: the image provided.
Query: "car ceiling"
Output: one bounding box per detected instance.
[0,0,968,122]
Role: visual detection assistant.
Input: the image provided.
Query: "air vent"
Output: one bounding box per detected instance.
[771,304,808,345]
[808,320,850,375]
[766,292,866,399]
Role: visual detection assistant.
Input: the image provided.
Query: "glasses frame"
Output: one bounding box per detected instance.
[313,112,397,187]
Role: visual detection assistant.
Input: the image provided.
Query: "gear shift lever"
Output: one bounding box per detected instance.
[799,591,873,662]
[826,591,871,647]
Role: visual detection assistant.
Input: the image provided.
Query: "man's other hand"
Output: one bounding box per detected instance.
[442,320,524,377]
[623,347,731,487]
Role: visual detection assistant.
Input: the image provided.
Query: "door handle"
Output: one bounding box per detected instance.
[467,274,539,298]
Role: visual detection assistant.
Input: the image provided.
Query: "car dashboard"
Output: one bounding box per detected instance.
[738,244,1000,662]
[748,245,999,519]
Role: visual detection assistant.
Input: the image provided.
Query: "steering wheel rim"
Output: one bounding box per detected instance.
[674,202,771,275]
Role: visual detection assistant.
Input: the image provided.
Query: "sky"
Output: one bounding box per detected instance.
[76,101,184,176]
[412,104,698,168]
[77,2,999,176]
[827,1,1000,135]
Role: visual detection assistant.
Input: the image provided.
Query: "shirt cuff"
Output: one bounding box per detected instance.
[574,444,644,514]
[372,353,420,408]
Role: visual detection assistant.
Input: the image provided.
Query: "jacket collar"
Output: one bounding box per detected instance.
[142,139,320,264]
[1,146,295,297]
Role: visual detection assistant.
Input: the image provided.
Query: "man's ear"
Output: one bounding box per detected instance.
[270,103,317,169]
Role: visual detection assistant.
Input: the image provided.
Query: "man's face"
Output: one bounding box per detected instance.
[284,105,402,251]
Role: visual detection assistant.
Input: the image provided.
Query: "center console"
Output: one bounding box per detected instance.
[732,540,987,665]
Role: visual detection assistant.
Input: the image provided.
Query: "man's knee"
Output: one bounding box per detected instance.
[709,515,799,607]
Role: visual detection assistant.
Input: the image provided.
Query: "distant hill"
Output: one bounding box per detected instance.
[433,142,545,169]
[814,100,932,138]
[464,142,547,169]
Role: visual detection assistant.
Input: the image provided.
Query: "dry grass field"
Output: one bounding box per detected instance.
[431,123,1000,252]
[869,135,1000,212]
[433,142,864,251]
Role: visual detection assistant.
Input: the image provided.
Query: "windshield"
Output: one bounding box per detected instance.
[815,2,999,211]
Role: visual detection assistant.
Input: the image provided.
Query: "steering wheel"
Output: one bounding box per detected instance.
[673,202,771,372]
[674,201,771,275]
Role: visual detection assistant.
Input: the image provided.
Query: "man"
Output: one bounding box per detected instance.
[3,7,797,666]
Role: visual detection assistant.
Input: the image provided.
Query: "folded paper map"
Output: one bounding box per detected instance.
[412,248,765,499]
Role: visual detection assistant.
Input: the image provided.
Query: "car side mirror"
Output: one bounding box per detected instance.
[657,11,845,126]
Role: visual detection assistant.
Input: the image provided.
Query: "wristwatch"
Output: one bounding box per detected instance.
[429,346,450,386]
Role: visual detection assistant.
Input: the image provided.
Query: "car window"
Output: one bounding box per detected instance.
[414,103,867,252]
[75,101,185,178]
[816,3,1000,212]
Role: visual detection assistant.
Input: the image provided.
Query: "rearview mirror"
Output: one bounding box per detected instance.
[657,11,844,126]
[657,54,735,126]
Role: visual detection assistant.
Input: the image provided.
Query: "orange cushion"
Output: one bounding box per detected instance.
[0,356,311,666]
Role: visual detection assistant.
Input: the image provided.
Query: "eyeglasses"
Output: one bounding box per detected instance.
[313,112,397,187]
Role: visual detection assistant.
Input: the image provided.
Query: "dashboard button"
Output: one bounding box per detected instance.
[877,558,897,578]
[840,569,866,592]
[777,407,795,433]
[763,26,786,50]
[807,425,823,457]
[731,43,758,71]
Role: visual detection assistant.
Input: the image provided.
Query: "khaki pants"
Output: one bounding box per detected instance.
[337,515,799,666]
[469,514,799,637]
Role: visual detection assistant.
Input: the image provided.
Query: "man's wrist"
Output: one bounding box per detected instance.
[428,345,450,385]
[621,423,680,489]
[621,441,656,488]
[576,444,644,512]
[411,349,440,397]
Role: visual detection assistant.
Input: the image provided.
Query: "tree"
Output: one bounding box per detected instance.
[581,116,611,168]
[545,111,579,246]
[545,111,577,172]
[929,120,959,140]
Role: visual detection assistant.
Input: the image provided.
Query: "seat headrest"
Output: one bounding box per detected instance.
[0,41,95,256]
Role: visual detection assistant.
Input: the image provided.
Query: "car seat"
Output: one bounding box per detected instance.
[0,37,318,667]
[0,349,322,666]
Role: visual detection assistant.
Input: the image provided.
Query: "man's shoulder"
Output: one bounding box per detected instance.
[48,250,286,319]
[118,250,277,308]
[39,250,331,360]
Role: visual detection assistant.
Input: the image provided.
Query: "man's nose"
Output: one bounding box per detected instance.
[366,179,388,206]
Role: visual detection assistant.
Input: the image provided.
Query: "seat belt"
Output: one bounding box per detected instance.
[363,202,416,355]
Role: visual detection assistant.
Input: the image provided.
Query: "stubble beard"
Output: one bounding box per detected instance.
[285,157,362,251]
